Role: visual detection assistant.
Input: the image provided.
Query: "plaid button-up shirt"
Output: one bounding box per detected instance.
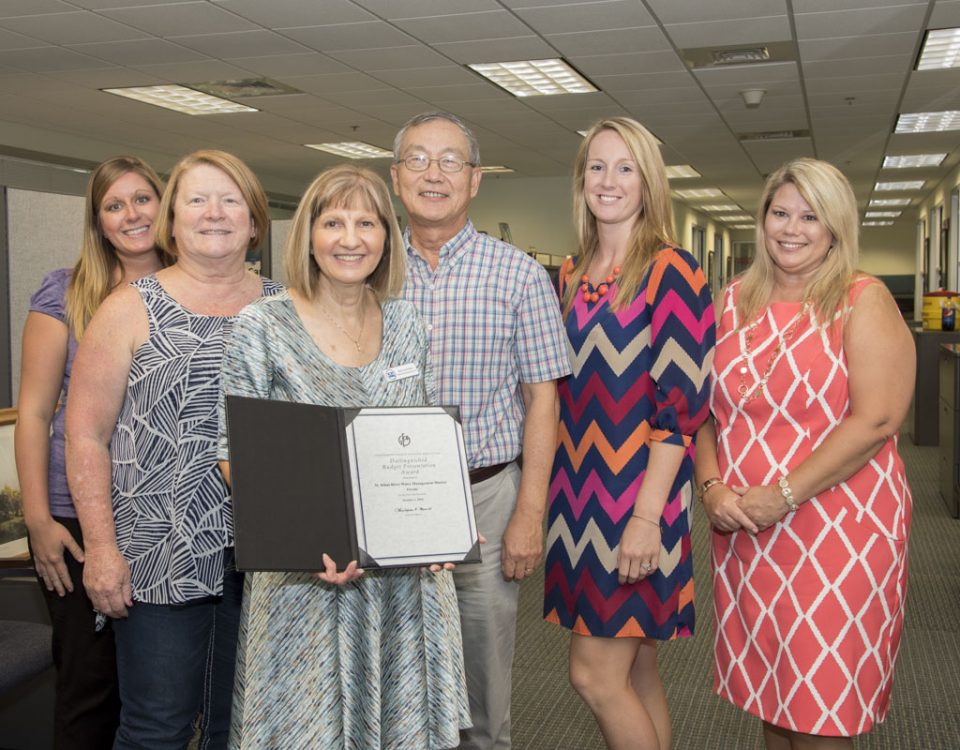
[403,221,570,468]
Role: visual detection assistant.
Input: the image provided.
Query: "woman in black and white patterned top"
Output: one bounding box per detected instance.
[66,150,282,750]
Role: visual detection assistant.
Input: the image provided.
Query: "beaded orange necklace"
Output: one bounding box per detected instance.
[580,266,621,303]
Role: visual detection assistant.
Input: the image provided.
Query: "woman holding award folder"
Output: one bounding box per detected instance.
[217,164,470,749]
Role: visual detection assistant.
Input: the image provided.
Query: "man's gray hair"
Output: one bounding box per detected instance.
[392,111,481,166]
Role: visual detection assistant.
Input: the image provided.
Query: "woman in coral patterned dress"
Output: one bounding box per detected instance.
[696,158,914,750]
[543,117,714,750]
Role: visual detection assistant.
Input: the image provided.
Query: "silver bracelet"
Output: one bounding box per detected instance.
[778,475,799,513]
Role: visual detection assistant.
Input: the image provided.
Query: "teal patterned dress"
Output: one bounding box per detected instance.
[218,292,470,750]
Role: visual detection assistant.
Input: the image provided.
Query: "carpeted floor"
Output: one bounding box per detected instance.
[511,436,960,749]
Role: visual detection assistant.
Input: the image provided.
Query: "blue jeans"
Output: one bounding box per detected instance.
[111,554,242,750]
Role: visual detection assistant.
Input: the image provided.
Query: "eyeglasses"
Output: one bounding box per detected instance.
[398,154,476,173]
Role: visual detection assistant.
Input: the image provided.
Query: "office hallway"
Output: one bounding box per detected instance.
[511,436,960,749]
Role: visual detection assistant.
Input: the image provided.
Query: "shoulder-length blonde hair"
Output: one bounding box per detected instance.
[563,117,676,314]
[65,155,165,338]
[155,149,269,259]
[737,157,858,326]
[284,164,406,301]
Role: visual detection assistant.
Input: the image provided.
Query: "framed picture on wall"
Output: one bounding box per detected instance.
[0,408,28,566]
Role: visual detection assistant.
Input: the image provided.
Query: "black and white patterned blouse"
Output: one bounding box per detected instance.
[111,273,283,605]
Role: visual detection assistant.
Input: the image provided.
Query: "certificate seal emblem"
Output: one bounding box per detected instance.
[397,433,411,448]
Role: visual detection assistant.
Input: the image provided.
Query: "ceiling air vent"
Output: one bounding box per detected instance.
[189,78,302,99]
[713,47,769,65]
[739,129,811,141]
[683,41,797,69]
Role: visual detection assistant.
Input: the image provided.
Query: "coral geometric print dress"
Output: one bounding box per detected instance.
[710,277,911,736]
[544,246,715,639]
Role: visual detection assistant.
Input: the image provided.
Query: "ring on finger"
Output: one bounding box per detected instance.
[640,562,651,571]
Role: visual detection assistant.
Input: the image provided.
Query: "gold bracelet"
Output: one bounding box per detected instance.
[699,476,723,499]
[631,514,661,532]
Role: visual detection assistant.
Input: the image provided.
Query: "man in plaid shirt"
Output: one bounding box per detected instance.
[392,111,570,750]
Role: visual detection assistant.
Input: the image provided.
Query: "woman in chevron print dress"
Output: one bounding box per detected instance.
[217,165,469,750]
[543,117,715,750]
[696,158,914,748]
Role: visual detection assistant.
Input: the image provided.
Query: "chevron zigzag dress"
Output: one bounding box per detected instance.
[544,246,715,639]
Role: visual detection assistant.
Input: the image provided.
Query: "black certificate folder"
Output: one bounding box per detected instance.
[226,396,481,572]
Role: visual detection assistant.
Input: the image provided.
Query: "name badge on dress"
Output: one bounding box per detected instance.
[383,363,420,382]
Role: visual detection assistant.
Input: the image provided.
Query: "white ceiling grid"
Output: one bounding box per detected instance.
[0,0,953,214]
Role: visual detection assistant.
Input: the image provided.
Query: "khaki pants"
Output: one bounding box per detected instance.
[454,462,522,750]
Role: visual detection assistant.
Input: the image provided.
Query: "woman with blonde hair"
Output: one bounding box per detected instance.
[696,158,914,749]
[543,117,715,749]
[218,163,469,749]
[16,155,164,748]
[67,149,282,749]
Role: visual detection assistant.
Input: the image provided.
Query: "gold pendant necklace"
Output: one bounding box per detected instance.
[737,302,810,404]
[319,298,366,352]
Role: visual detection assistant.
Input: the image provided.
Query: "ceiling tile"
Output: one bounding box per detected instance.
[0,27,45,51]
[647,0,788,24]
[804,73,904,93]
[512,0,654,34]
[664,15,792,48]
[572,50,685,77]
[225,53,350,78]
[283,71,392,95]
[0,45,111,71]
[170,30,312,58]
[546,27,670,57]
[802,54,911,76]
[432,36,557,64]
[793,0,927,11]
[406,82,506,102]
[70,39,209,66]
[794,5,928,40]
[102,3,259,37]
[392,11,534,43]
[218,0,374,27]
[929,0,960,27]
[326,45,450,71]
[593,70,695,92]
[0,11,149,44]
[131,59,253,82]
[0,0,79,18]
[372,65,479,88]
[281,21,416,51]
[352,0,500,17]
[694,61,800,88]
[798,32,918,61]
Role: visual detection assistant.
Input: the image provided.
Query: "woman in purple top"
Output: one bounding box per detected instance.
[15,155,166,749]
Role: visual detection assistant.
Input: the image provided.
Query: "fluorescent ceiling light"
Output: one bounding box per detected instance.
[896,111,960,133]
[716,214,753,222]
[863,221,894,226]
[469,58,596,97]
[480,165,514,173]
[730,224,755,229]
[701,203,740,212]
[870,198,911,207]
[304,142,393,159]
[883,153,947,168]
[917,27,960,70]
[665,165,700,179]
[675,188,725,199]
[875,180,924,191]
[102,85,257,115]
[865,211,902,218]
